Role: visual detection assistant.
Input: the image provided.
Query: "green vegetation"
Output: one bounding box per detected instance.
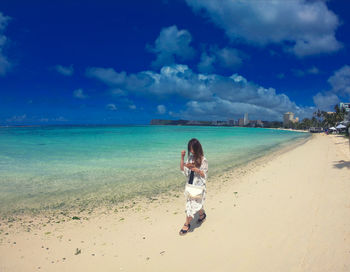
[287,105,348,130]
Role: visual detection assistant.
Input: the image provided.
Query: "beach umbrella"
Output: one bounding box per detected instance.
[329,127,336,130]
[336,124,346,129]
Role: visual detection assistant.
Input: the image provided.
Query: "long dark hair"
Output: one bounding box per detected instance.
[188,138,204,167]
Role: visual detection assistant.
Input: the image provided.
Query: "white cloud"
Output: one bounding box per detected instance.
[307,66,320,75]
[87,64,314,120]
[312,65,350,111]
[129,104,136,110]
[215,47,243,69]
[40,116,67,122]
[54,116,67,122]
[86,67,126,85]
[292,66,320,77]
[179,99,285,121]
[147,25,195,68]
[328,65,350,97]
[186,0,341,57]
[157,104,166,114]
[106,103,117,111]
[54,65,74,76]
[197,52,216,73]
[6,114,26,123]
[0,12,11,76]
[313,92,339,111]
[198,47,243,73]
[73,88,88,99]
[109,88,127,96]
[5,115,68,124]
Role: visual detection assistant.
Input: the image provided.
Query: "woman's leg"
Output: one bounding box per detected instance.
[198,208,206,222]
[183,216,192,229]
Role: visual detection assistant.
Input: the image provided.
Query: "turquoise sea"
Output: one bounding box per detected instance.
[0,125,309,215]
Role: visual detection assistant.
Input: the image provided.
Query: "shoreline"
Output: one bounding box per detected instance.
[0,126,308,217]
[0,133,310,229]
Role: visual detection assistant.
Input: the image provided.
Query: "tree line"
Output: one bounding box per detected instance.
[286,105,348,130]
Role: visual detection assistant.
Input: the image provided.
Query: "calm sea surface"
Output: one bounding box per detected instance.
[0,125,309,214]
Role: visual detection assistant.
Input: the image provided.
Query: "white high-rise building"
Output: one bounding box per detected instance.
[283,112,299,127]
[243,113,249,126]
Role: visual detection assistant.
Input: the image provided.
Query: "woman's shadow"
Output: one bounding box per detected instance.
[189,212,206,233]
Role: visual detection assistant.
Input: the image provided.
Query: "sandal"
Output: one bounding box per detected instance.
[197,213,206,224]
[179,224,190,236]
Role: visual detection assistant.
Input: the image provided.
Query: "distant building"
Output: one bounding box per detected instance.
[228,119,235,126]
[340,102,350,112]
[238,118,244,126]
[283,112,294,126]
[283,112,299,127]
[187,120,201,125]
[249,120,257,127]
[243,113,249,126]
[217,120,228,126]
[210,120,228,126]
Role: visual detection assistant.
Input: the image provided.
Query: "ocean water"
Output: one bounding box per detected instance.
[0,125,309,215]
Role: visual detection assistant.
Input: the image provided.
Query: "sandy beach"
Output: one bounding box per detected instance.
[1,134,350,272]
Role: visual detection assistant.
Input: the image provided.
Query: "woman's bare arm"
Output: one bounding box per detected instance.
[180,150,186,171]
[192,167,205,177]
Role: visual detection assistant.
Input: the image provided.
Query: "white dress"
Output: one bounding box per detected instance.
[182,155,208,218]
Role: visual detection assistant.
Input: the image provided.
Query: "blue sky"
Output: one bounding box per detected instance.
[1,0,350,125]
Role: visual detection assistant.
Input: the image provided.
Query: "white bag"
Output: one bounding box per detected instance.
[185,184,204,199]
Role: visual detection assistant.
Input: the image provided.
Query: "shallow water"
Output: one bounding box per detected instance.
[0,125,309,214]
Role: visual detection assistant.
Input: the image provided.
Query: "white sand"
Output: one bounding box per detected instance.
[1,134,350,272]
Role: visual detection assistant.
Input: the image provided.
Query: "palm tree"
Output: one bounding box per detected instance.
[334,104,347,123]
[322,111,336,128]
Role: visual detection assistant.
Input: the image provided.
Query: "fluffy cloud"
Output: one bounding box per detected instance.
[157,105,166,114]
[328,65,350,97]
[198,47,243,73]
[147,25,195,68]
[0,12,11,76]
[87,64,313,120]
[197,52,216,73]
[186,0,341,57]
[86,67,126,85]
[54,65,74,76]
[73,88,88,99]
[313,92,339,111]
[312,65,350,111]
[106,103,117,111]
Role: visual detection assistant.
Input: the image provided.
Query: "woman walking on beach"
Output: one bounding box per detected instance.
[179,138,208,235]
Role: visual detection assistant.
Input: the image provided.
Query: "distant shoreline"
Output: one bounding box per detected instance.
[150,118,286,129]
